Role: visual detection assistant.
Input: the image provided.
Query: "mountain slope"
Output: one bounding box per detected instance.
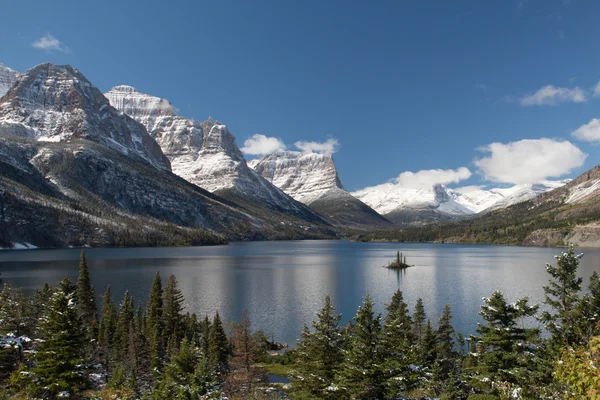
[105,86,323,224]
[0,63,332,248]
[351,181,568,225]
[354,165,600,247]
[249,151,392,229]
[0,63,20,97]
[0,64,170,171]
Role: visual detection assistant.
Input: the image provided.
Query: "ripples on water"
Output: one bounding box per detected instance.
[1,241,598,346]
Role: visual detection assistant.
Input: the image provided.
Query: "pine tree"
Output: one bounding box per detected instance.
[339,295,386,400]
[432,304,459,394]
[413,298,426,339]
[540,245,584,350]
[147,272,164,372]
[471,290,540,392]
[28,279,86,398]
[113,291,135,368]
[163,274,184,355]
[208,312,229,378]
[291,295,344,400]
[382,290,415,396]
[97,286,116,369]
[577,271,600,342]
[76,249,97,328]
[200,315,211,358]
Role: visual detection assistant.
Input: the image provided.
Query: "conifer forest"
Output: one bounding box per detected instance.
[0,246,599,399]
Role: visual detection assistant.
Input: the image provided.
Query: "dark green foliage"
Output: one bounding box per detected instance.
[163,274,185,355]
[26,279,85,398]
[291,295,344,400]
[469,291,540,393]
[540,246,584,351]
[339,295,386,400]
[208,311,229,378]
[98,286,116,368]
[147,272,164,372]
[413,298,426,339]
[76,249,97,326]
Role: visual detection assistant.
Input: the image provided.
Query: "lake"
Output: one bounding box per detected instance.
[0,241,598,346]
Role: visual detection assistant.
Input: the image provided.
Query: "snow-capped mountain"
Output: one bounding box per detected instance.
[105,85,317,217]
[0,63,20,97]
[0,63,170,170]
[249,151,392,228]
[351,180,569,225]
[248,151,344,204]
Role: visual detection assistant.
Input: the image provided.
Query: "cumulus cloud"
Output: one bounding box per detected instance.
[393,167,472,189]
[572,118,600,142]
[294,138,339,155]
[474,138,587,184]
[240,134,286,156]
[32,34,70,54]
[519,85,586,106]
[594,82,600,97]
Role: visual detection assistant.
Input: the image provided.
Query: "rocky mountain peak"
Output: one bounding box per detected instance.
[249,150,344,204]
[0,63,20,98]
[0,63,170,170]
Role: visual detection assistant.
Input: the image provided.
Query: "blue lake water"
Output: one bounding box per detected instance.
[1,241,598,346]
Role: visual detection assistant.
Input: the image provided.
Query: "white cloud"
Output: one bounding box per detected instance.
[240,134,286,156]
[519,85,586,106]
[593,82,600,97]
[32,34,70,53]
[394,167,472,189]
[572,118,600,142]
[294,138,339,155]
[474,138,587,184]
[454,185,485,194]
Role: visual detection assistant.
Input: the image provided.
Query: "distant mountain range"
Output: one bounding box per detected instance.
[0,61,596,248]
[352,180,569,225]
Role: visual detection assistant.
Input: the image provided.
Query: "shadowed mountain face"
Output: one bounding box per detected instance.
[0,63,336,248]
[0,63,20,97]
[105,85,325,225]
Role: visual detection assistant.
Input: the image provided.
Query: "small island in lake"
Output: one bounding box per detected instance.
[385,251,412,269]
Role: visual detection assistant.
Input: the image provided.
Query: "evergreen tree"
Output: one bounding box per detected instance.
[578,271,600,341]
[291,295,344,400]
[540,245,584,350]
[76,249,97,328]
[27,279,85,398]
[339,295,386,400]
[163,274,184,355]
[113,291,135,368]
[470,291,540,393]
[382,290,415,396]
[200,315,211,358]
[0,284,33,381]
[432,304,460,395]
[147,272,164,372]
[97,286,116,369]
[208,312,229,378]
[413,298,426,339]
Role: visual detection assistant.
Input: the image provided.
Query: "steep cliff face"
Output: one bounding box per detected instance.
[0,64,170,171]
[105,85,322,221]
[0,63,20,97]
[249,151,392,229]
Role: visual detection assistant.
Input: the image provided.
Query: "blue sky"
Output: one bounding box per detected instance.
[2,0,600,192]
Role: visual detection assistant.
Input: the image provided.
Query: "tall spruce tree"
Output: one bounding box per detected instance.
[147,272,164,372]
[471,291,540,393]
[163,274,184,354]
[28,279,85,398]
[413,298,426,339]
[97,286,116,369]
[76,249,96,327]
[540,245,584,350]
[578,272,600,341]
[113,291,135,368]
[291,295,344,400]
[339,295,386,400]
[382,290,415,396]
[208,312,229,378]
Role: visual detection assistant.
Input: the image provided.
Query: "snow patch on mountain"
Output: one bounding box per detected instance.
[106,86,306,212]
[565,178,600,204]
[0,63,170,171]
[0,63,20,98]
[352,180,569,218]
[248,151,344,204]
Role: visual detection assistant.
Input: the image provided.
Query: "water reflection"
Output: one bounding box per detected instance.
[0,241,598,346]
